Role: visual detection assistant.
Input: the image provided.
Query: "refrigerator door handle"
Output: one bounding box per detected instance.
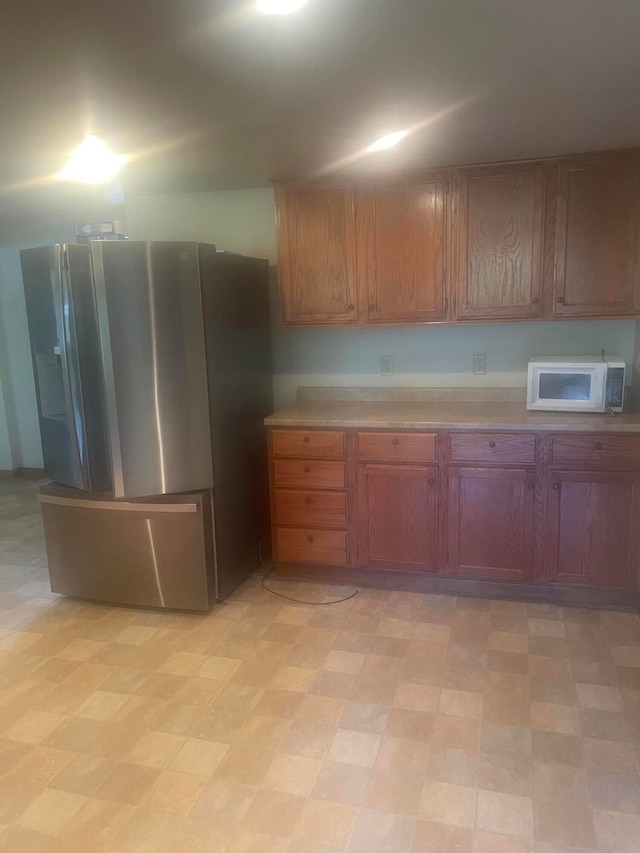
[91,244,125,497]
[38,494,198,512]
[61,253,88,488]
[58,249,89,490]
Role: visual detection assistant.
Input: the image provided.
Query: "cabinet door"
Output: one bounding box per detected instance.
[358,465,438,572]
[276,185,357,325]
[448,467,535,581]
[356,175,446,323]
[453,163,545,319]
[546,471,640,588]
[552,154,640,316]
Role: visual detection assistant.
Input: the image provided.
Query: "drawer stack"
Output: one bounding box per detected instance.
[270,429,348,566]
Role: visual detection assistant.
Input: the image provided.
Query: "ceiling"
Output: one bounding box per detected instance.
[2,0,640,214]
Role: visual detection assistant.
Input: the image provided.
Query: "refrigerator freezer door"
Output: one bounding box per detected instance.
[38,486,215,611]
[92,242,213,499]
[21,245,110,491]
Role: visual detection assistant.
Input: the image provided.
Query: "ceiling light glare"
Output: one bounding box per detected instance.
[56,135,129,184]
[367,130,409,152]
[256,0,309,14]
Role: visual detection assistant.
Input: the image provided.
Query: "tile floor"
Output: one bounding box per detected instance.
[1,478,640,852]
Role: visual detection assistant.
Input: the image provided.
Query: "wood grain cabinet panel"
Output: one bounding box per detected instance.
[552,154,640,316]
[453,163,545,319]
[357,431,437,463]
[273,489,347,529]
[272,459,346,490]
[551,434,640,470]
[356,176,446,322]
[276,185,357,325]
[546,471,640,587]
[276,527,348,566]
[270,429,346,459]
[449,432,537,464]
[447,467,535,581]
[358,464,438,572]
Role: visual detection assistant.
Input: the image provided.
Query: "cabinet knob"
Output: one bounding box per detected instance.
[304,465,311,473]
[532,297,540,304]
[392,438,399,445]
[303,436,310,443]
[489,440,496,448]
[307,535,314,543]
[305,497,312,504]
[527,481,534,490]
[594,441,603,450]
[556,296,565,304]
[347,304,355,311]
[429,478,435,486]
[553,482,560,490]
[368,304,376,311]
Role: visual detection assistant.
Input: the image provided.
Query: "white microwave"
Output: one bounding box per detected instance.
[527,357,626,413]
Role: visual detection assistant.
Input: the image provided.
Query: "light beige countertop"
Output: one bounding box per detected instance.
[265,388,640,432]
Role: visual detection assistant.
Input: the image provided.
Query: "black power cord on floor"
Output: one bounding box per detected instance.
[258,540,359,606]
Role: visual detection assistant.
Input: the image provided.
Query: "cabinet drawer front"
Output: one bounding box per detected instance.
[357,432,437,463]
[552,434,640,469]
[272,459,346,490]
[276,528,348,566]
[450,433,536,464]
[270,429,346,459]
[273,490,347,528]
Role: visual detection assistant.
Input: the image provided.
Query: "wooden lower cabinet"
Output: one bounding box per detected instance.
[546,470,640,588]
[447,467,535,581]
[357,464,438,572]
[269,426,640,596]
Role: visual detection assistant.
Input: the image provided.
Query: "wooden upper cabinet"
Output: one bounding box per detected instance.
[274,149,640,328]
[355,175,446,323]
[452,163,545,320]
[275,184,357,325]
[552,153,640,317]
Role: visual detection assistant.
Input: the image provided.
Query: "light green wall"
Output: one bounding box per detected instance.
[126,188,637,408]
[273,320,636,405]
[125,190,278,263]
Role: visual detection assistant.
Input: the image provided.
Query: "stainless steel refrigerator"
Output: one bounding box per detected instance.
[21,241,273,611]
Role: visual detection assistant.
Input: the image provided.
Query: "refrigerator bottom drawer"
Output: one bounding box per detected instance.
[39,491,214,611]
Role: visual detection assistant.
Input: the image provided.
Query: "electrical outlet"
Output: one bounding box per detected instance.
[472,354,486,375]
[380,356,393,376]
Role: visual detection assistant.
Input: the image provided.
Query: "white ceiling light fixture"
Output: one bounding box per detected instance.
[256,0,310,14]
[56,135,129,184]
[367,130,410,152]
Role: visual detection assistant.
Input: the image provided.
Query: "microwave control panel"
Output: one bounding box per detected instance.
[605,365,625,412]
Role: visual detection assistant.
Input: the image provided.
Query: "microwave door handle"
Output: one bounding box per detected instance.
[59,251,90,490]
